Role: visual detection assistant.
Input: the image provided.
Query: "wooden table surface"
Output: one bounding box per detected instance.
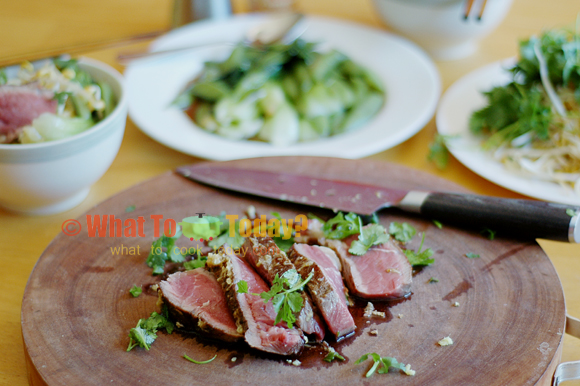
[1,0,579,384]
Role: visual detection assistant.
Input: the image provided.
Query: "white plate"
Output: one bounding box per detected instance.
[125,14,440,160]
[437,59,580,205]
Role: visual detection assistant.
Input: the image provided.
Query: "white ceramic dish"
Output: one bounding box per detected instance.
[437,58,580,205]
[371,0,513,60]
[0,58,128,215]
[124,14,440,161]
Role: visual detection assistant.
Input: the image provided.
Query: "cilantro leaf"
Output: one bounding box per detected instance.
[183,354,217,364]
[356,353,415,377]
[323,212,361,239]
[348,224,390,256]
[208,213,244,249]
[129,285,142,297]
[566,208,579,217]
[127,310,174,351]
[428,277,439,283]
[465,252,480,259]
[0,69,6,85]
[433,220,443,229]
[403,233,435,266]
[125,205,136,213]
[236,280,248,294]
[146,230,184,275]
[481,228,496,240]
[388,222,416,243]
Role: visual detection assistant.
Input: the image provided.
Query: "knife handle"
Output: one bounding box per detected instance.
[401,192,580,242]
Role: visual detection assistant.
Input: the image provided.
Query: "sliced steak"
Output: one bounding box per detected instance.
[207,249,304,355]
[0,84,57,143]
[325,227,412,300]
[288,244,355,340]
[158,268,242,342]
[243,236,326,342]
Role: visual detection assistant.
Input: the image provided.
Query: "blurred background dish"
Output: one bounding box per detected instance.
[125,14,440,160]
[371,0,513,60]
[0,58,127,215]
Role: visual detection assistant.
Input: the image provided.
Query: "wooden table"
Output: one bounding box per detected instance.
[1,0,579,384]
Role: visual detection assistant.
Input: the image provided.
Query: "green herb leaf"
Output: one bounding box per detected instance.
[323,212,361,239]
[465,252,480,259]
[566,208,579,217]
[433,220,443,229]
[184,256,207,270]
[388,222,417,243]
[481,228,497,240]
[125,205,136,213]
[183,354,217,364]
[428,277,439,283]
[349,224,390,256]
[0,69,6,85]
[237,280,249,294]
[427,134,450,169]
[324,350,345,362]
[403,233,435,266]
[208,213,244,249]
[356,353,414,377]
[127,310,174,351]
[146,230,184,275]
[129,285,142,297]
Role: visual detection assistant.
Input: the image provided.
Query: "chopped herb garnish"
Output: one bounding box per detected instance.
[183,353,217,364]
[465,252,480,259]
[324,350,345,362]
[237,269,313,329]
[349,223,390,255]
[129,285,142,297]
[270,211,295,251]
[566,208,579,217]
[403,233,435,266]
[146,229,184,275]
[355,353,415,377]
[427,134,450,170]
[125,205,136,213]
[388,222,417,243]
[433,220,443,229]
[481,228,496,240]
[127,308,174,351]
[428,277,439,283]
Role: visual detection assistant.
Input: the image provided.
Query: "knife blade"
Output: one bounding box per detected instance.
[175,163,580,243]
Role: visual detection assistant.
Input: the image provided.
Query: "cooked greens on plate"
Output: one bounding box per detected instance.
[0,58,116,144]
[173,39,385,145]
[469,27,580,193]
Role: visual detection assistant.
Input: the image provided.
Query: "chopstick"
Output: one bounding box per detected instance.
[0,30,167,68]
[463,0,488,22]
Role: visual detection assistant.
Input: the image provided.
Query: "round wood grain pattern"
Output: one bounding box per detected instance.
[22,157,565,386]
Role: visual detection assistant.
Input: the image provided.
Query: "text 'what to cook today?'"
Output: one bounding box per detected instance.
[62,213,309,239]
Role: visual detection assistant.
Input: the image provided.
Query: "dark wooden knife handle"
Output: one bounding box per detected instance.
[419,192,580,242]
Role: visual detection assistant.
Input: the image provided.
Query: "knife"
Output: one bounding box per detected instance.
[175,163,580,243]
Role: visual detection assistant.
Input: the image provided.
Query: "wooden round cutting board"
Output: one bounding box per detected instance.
[21,157,566,386]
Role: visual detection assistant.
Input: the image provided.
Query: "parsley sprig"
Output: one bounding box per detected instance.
[127,308,174,351]
[355,353,415,377]
[237,269,314,329]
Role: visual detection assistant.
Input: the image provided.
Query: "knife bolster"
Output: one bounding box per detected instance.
[397,191,430,213]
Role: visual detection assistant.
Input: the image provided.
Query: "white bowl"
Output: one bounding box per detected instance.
[371,0,513,60]
[0,58,127,215]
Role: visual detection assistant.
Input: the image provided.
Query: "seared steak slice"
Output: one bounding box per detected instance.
[243,236,326,342]
[159,268,242,342]
[325,227,412,300]
[207,249,304,355]
[288,244,355,340]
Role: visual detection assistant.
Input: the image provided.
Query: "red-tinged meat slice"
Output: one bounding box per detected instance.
[158,268,242,342]
[288,244,355,340]
[0,84,57,143]
[243,237,326,342]
[325,228,412,300]
[207,249,304,355]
